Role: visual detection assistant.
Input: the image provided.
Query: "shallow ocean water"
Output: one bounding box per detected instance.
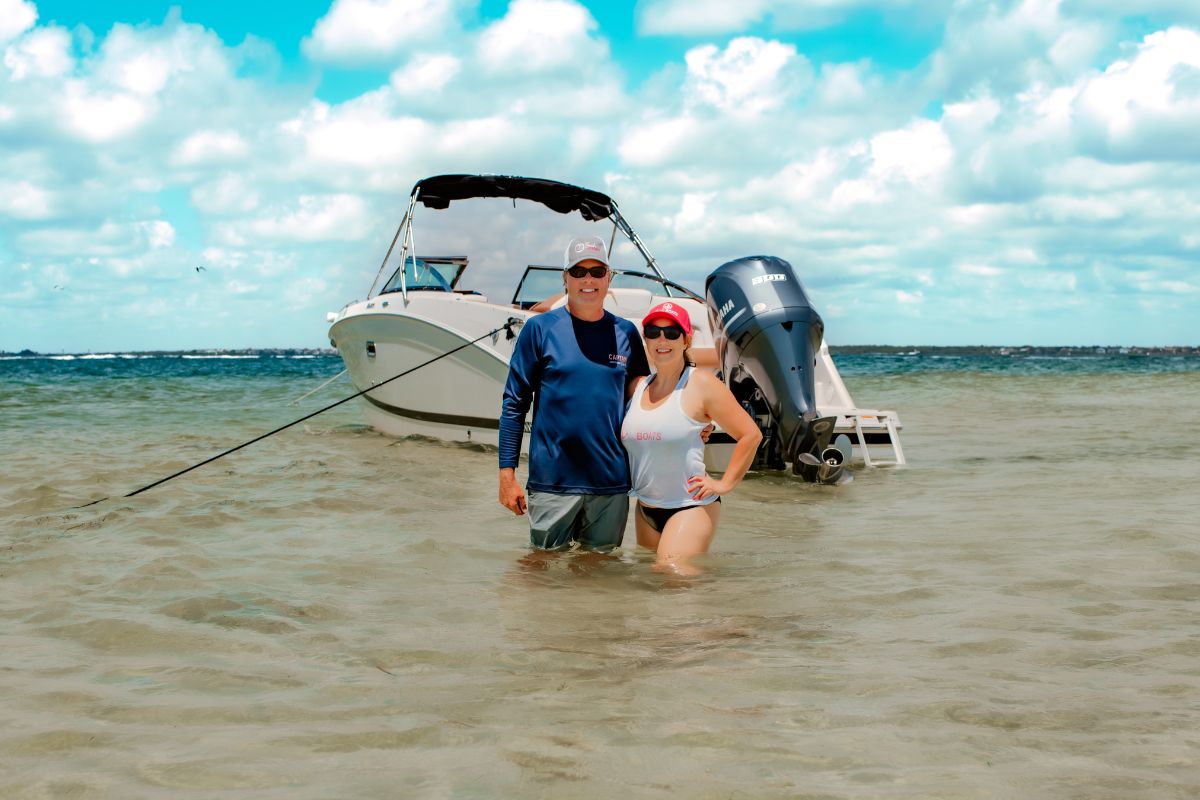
[2,354,1198,798]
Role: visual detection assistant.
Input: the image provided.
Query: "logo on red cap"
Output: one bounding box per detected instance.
[642,301,693,335]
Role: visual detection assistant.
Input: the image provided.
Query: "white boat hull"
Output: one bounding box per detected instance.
[329,288,712,442]
[329,289,904,468]
[330,293,528,445]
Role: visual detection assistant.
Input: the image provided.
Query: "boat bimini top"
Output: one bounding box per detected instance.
[366,174,667,300]
[412,174,615,219]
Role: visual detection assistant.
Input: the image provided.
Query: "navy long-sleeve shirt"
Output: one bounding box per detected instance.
[499,307,649,494]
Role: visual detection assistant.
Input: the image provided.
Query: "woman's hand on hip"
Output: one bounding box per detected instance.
[687,473,727,501]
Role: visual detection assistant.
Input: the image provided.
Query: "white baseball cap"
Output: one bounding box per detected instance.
[563,235,610,269]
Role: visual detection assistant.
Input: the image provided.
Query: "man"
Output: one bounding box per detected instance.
[498,235,650,551]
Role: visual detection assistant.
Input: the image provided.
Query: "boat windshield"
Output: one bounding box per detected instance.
[380,256,467,294]
[511,266,702,310]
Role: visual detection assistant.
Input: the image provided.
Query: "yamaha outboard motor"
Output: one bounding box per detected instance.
[706,256,842,483]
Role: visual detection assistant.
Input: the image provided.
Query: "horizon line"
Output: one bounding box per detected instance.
[3,344,1198,357]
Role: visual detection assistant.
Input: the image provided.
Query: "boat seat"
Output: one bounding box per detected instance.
[546,287,655,319]
[603,288,654,317]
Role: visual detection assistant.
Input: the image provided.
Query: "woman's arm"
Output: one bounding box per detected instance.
[528,293,564,313]
[687,372,763,501]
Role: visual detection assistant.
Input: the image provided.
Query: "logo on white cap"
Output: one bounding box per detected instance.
[565,235,610,268]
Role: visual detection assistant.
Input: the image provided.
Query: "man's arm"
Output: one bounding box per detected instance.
[498,322,540,515]
[529,293,563,313]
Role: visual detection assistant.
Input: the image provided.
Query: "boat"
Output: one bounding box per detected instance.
[327,174,904,483]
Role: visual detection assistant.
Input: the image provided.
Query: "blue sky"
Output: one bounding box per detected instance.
[2,0,1199,351]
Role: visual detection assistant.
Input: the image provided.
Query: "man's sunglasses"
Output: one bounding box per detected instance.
[643,324,684,340]
[566,265,609,279]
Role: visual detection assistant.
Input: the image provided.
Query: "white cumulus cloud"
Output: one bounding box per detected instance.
[1073,26,1200,161]
[478,0,605,75]
[3,25,73,79]
[4,2,1200,350]
[191,174,262,215]
[61,82,149,142]
[94,21,229,96]
[637,0,924,35]
[618,115,700,168]
[172,130,250,165]
[389,53,461,95]
[286,100,432,170]
[958,263,1004,277]
[685,37,804,114]
[0,0,36,44]
[304,0,461,64]
[141,220,176,249]
[0,179,53,220]
[638,0,772,35]
[17,219,175,257]
[215,194,370,246]
[869,119,953,187]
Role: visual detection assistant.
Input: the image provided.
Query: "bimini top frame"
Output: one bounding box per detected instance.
[366,174,671,300]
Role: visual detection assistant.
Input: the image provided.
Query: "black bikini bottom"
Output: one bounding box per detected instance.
[637,499,720,533]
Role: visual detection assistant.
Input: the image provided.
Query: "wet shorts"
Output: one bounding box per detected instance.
[637,499,720,533]
[527,491,629,552]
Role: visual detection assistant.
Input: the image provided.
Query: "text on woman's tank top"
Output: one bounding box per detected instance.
[620,367,716,509]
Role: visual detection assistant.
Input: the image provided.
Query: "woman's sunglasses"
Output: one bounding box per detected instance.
[566,265,609,279]
[643,324,684,340]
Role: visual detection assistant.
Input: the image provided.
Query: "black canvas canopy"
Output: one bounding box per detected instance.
[411,174,616,221]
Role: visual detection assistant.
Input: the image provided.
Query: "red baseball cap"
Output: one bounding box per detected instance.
[641,301,693,335]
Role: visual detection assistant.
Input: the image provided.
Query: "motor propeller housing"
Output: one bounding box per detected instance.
[705,255,841,483]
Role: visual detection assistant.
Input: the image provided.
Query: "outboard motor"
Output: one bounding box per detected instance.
[706,256,841,483]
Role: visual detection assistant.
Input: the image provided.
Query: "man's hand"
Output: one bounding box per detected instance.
[700,423,715,443]
[499,468,527,516]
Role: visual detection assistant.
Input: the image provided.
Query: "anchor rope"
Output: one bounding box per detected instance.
[70,317,522,507]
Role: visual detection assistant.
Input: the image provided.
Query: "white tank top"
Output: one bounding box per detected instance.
[621,367,716,509]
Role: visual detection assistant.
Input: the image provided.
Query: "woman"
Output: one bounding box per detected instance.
[621,302,762,574]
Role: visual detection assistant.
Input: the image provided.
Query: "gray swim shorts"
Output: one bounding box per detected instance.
[526,491,629,552]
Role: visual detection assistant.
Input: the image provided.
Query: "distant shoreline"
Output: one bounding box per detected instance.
[1,348,337,359]
[3,345,1197,358]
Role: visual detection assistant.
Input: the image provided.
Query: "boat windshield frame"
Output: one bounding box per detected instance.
[378,256,468,295]
[366,174,669,301]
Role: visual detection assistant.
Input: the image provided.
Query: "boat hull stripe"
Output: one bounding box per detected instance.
[362,394,500,430]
